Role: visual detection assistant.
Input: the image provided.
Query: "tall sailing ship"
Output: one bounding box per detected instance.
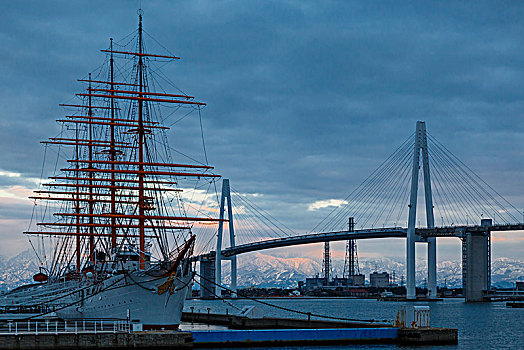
[0,11,222,329]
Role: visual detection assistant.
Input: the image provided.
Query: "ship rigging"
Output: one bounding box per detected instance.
[1,10,223,328]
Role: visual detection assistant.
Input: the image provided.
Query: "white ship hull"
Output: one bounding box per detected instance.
[1,263,193,329]
[57,271,192,328]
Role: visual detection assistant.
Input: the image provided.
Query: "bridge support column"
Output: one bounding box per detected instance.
[420,122,437,299]
[427,238,437,298]
[463,219,491,302]
[407,121,437,300]
[199,256,216,299]
[217,179,237,298]
[406,123,423,300]
[228,190,237,298]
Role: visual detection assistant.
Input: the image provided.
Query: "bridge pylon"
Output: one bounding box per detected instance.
[216,179,237,297]
[407,121,437,300]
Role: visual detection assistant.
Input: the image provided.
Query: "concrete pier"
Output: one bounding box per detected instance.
[397,328,458,345]
[0,331,193,349]
[182,311,391,329]
[199,257,216,299]
[462,219,491,302]
[191,327,458,347]
[0,327,457,349]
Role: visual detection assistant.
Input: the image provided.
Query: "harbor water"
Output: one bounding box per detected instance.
[183,297,524,349]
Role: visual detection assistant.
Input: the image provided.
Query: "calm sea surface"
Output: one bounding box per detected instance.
[183,297,524,349]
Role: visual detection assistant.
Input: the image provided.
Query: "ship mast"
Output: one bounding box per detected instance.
[88,73,95,264]
[110,38,117,250]
[75,102,81,271]
[137,10,146,269]
[26,11,225,275]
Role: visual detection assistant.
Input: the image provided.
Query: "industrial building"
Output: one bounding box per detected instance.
[300,274,366,292]
[370,272,390,288]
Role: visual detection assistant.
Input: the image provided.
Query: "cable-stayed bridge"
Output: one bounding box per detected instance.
[216,223,524,257]
[193,121,523,302]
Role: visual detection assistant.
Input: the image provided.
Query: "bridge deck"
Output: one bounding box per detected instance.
[203,223,523,258]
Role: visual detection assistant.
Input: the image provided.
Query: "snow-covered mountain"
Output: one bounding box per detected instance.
[0,250,522,291]
[0,249,39,291]
[223,252,523,289]
[491,257,524,288]
[222,252,320,288]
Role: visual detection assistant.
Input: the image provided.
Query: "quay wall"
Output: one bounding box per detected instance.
[0,327,458,348]
[397,328,458,345]
[0,332,193,349]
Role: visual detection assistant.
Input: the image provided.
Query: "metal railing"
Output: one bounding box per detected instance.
[0,319,131,335]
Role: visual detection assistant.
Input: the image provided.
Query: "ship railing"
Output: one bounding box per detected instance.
[0,319,131,335]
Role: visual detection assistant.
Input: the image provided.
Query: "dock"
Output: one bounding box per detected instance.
[191,328,398,347]
[190,327,457,347]
[377,296,443,302]
[183,310,457,347]
[0,327,457,349]
[182,311,392,329]
[507,301,524,308]
[0,310,458,348]
[0,331,193,349]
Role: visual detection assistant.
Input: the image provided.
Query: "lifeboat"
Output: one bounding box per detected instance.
[33,272,48,283]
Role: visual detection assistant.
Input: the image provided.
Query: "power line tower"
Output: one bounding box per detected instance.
[321,242,331,284]
[343,217,359,278]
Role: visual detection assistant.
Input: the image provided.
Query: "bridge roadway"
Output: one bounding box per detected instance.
[196,223,523,259]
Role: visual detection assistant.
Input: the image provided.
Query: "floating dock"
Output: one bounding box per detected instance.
[191,328,398,347]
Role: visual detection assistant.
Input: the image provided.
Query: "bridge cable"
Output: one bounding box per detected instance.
[430,161,461,226]
[378,159,413,228]
[231,187,295,238]
[231,187,297,236]
[428,133,521,220]
[429,140,513,224]
[430,152,479,224]
[309,133,414,234]
[333,137,413,229]
[316,136,414,232]
[362,147,414,228]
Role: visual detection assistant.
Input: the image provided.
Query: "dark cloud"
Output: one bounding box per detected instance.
[0,1,523,258]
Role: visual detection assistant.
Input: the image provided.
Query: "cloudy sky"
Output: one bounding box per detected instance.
[0,1,523,266]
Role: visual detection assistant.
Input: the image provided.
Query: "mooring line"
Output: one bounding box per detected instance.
[194,271,391,324]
